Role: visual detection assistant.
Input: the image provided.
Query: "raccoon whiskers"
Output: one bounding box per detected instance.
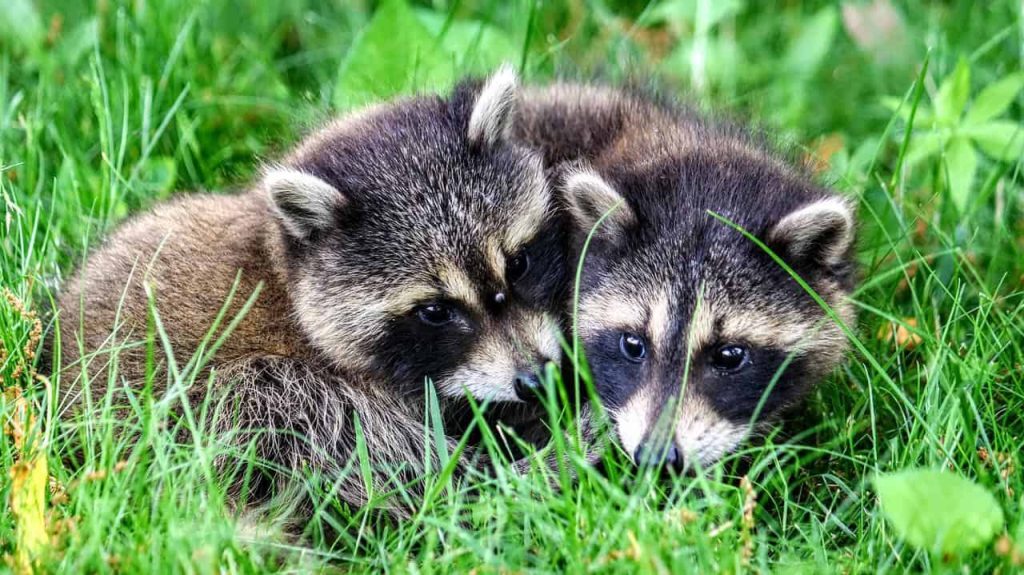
[526,313,563,367]
[441,364,517,403]
[687,420,748,468]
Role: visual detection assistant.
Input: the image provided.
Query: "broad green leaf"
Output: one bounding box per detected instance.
[935,58,971,125]
[904,132,944,167]
[944,137,977,213]
[963,121,1024,163]
[0,0,44,53]
[416,10,517,74]
[964,73,1024,125]
[784,7,838,78]
[875,469,1004,556]
[334,0,451,110]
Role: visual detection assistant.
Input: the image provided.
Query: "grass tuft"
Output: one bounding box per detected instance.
[1,0,1022,572]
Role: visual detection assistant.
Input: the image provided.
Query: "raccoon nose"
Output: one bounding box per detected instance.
[513,370,543,401]
[633,441,682,471]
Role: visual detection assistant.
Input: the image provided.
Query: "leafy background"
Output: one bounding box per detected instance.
[1,0,1022,572]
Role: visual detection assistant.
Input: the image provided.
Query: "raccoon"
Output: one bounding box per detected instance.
[513,82,857,470]
[56,67,566,511]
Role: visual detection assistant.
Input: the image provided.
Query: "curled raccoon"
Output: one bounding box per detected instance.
[514,82,857,471]
[55,67,567,515]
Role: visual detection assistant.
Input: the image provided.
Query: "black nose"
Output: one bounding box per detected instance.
[633,441,682,471]
[513,370,543,401]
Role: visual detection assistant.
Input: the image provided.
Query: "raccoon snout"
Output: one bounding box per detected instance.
[633,440,684,472]
[513,370,544,402]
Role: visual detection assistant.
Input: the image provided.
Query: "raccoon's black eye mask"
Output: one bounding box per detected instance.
[505,251,529,284]
[504,227,567,303]
[613,329,752,374]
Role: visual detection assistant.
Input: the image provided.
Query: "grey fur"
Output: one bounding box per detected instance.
[56,71,569,517]
[514,82,858,469]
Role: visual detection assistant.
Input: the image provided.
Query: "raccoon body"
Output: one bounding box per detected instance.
[514,82,857,469]
[57,68,566,511]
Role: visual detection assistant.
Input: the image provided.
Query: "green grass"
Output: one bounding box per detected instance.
[2,0,1023,572]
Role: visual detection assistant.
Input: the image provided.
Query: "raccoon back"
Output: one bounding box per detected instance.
[56,191,306,405]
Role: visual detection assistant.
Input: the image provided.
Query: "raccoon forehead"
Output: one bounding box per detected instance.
[576,249,678,334]
[498,151,550,250]
[307,227,518,316]
[371,152,548,253]
[577,283,662,337]
[307,255,497,318]
[304,272,440,315]
[576,284,709,355]
[354,266,484,315]
[716,304,813,348]
[717,295,851,365]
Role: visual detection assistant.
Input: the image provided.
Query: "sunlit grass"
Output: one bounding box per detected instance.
[1,0,1022,572]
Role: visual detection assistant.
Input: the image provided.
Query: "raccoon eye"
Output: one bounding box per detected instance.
[416,304,455,327]
[619,333,647,363]
[506,251,530,283]
[710,344,749,372]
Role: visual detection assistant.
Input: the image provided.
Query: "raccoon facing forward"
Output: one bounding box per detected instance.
[514,82,857,470]
[56,68,566,512]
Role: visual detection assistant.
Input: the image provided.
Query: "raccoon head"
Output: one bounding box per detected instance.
[564,151,856,470]
[264,66,565,403]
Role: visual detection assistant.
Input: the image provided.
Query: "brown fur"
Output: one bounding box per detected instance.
[57,192,304,404]
[514,81,857,470]
[57,193,486,517]
[56,71,568,520]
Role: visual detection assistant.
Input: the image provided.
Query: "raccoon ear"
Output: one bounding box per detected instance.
[263,167,346,241]
[468,64,518,147]
[768,197,855,269]
[563,168,636,242]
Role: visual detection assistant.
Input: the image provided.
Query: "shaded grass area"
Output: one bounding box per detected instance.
[1,0,1023,572]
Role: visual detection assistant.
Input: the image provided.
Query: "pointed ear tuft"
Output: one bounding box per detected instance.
[563,167,635,242]
[468,64,519,147]
[768,197,856,269]
[263,166,345,241]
